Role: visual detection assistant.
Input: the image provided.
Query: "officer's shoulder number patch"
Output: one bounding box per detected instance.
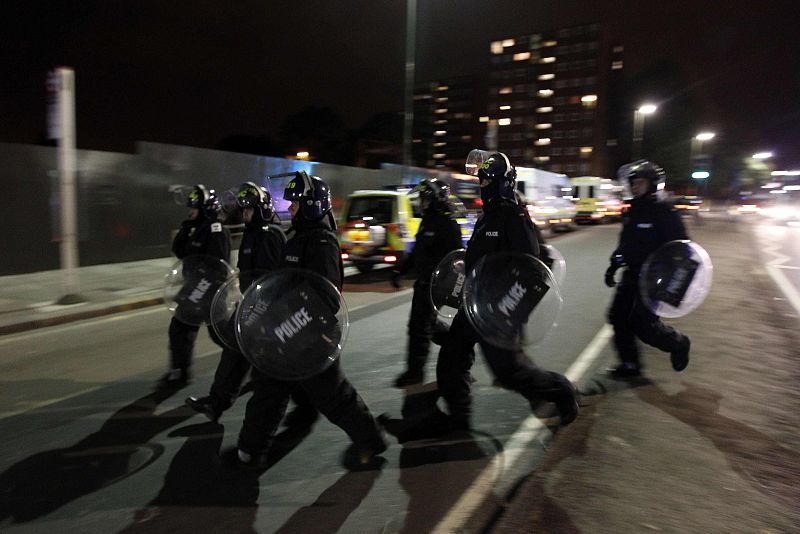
[211,222,222,233]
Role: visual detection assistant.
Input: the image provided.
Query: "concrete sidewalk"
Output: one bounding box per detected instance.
[490,218,800,533]
[0,258,174,335]
[0,257,394,336]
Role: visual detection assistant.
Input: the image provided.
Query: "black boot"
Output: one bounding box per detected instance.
[607,362,641,378]
[157,369,191,389]
[185,395,222,423]
[671,337,690,372]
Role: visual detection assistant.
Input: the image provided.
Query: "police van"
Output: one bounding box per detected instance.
[515,166,576,232]
[569,176,625,224]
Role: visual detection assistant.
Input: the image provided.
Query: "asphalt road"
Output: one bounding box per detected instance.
[0,220,756,533]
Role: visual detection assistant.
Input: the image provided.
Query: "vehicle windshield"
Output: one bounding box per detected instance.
[346,196,394,224]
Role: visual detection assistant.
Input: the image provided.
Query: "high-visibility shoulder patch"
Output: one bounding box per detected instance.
[211,222,223,232]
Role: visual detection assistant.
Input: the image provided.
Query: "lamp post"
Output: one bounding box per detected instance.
[690,132,715,194]
[632,103,657,159]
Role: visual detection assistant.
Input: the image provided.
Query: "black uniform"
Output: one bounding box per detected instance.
[237,216,385,458]
[608,195,690,367]
[204,221,285,414]
[397,209,462,378]
[168,217,231,377]
[436,199,574,428]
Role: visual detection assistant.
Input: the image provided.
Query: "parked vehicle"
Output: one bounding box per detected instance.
[515,166,576,232]
[569,176,624,223]
[337,188,474,273]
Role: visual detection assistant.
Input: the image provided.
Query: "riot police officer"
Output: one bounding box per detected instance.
[185,181,294,421]
[392,178,463,388]
[605,160,691,377]
[236,171,386,468]
[160,184,232,388]
[433,152,578,431]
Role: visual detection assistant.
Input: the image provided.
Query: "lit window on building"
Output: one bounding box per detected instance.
[479,116,490,123]
[434,142,446,147]
[435,108,448,114]
[434,119,447,125]
[613,45,624,53]
[540,56,556,64]
[461,135,471,141]
[433,153,446,159]
[513,52,531,61]
[537,106,553,113]
[435,97,448,102]
[499,86,513,95]
[535,138,551,146]
[498,118,512,126]
[612,60,623,70]
[537,89,554,97]
[535,156,551,162]
[434,130,447,136]
[543,40,557,47]
[581,94,598,108]
[502,39,516,48]
[535,123,553,129]
[499,105,511,111]
[436,85,449,91]
[413,139,422,143]
[538,73,555,81]
[491,41,504,54]
[580,146,593,156]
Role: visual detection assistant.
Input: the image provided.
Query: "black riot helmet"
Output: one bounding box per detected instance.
[236,181,275,222]
[619,160,666,197]
[283,171,332,221]
[187,184,222,219]
[417,178,450,212]
[477,152,516,203]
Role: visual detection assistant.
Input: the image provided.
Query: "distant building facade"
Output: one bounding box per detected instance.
[412,23,624,178]
[412,76,485,171]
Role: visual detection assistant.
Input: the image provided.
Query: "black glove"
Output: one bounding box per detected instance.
[390,270,402,289]
[604,264,618,287]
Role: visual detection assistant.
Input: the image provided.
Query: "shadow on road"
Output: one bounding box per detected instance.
[0,388,192,524]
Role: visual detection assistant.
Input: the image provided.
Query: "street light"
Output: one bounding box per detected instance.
[752,152,772,160]
[691,131,715,194]
[633,103,657,159]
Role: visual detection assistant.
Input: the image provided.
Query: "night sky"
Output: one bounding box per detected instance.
[2,0,799,167]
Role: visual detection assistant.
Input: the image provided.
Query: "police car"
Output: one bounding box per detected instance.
[337,188,474,273]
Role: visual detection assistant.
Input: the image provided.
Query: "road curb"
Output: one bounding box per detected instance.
[0,297,164,336]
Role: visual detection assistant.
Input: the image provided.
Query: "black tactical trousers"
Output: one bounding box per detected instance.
[238,361,384,455]
[436,310,567,425]
[608,273,688,366]
[168,317,224,372]
[405,279,437,374]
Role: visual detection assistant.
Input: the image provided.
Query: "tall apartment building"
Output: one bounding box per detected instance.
[412,76,486,170]
[484,23,623,177]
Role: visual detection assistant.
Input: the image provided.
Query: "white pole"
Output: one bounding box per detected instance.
[56,67,82,302]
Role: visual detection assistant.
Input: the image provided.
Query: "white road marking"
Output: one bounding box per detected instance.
[755,225,800,316]
[432,324,613,533]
